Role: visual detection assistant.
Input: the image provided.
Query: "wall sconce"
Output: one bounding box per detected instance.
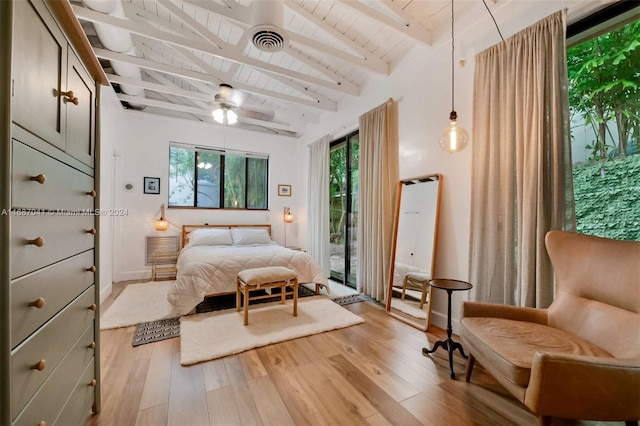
[154,203,169,231]
[283,207,294,247]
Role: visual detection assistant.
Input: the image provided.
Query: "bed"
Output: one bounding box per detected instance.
[166,224,329,315]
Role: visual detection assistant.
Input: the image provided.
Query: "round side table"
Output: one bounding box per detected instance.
[421,278,473,379]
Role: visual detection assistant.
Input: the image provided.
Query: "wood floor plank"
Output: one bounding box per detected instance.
[167,339,209,426]
[202,358,230,392]
[138,337,173,410]
[229,380,264,426]
[239,348,268,380]
[135,403,168,426]
[247,375,296,426]
[328,354,423,426]
[206,386,242,426]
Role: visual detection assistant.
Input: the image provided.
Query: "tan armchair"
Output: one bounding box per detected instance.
[460,230,640,426]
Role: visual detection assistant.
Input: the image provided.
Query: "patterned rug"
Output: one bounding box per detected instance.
[331,294,367,305]
[131,284,316,346]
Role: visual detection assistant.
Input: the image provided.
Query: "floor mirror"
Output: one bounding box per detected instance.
[386,173,442,331]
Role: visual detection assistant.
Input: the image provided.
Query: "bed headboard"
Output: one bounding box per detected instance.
[181,224,272,248]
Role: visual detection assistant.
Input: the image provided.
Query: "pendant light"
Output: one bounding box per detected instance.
[439,0,469,154]
[154,203,169,231]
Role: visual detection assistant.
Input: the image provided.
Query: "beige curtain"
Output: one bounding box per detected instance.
[357,100,399,301]
[469,10,575,308]
[307,135,331,276]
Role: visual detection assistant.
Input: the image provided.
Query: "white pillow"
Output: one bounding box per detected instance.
[231,228,275,245]
[186,228,233,247]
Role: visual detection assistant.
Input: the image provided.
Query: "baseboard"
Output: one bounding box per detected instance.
[99,282,112,304]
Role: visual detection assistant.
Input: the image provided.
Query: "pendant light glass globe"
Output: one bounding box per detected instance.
[439,112,469,153]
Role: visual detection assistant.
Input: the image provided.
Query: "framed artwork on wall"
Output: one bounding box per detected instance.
[278,184,291,196]
[144,177,160,194]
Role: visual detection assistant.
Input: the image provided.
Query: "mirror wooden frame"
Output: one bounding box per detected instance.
[386,173,443,331]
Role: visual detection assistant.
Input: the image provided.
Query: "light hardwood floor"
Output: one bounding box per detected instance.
[87,283,626,426]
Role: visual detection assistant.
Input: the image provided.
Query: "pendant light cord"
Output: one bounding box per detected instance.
[451,0,455,113]
[482,0,504,41]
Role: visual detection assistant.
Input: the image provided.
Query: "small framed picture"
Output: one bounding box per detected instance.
[144,177,160,194]
[278,184,291,196]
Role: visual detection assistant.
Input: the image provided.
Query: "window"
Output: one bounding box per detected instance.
[567,4,639,241]
[168,143,268,209]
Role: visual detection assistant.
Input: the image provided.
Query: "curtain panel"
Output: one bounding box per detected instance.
[469,10,575,308]
[357,101,399,301]
[307,135,331,276]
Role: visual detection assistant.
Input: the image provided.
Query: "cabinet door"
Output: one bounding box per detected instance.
[12,0,67,150]
[65,51,95,168]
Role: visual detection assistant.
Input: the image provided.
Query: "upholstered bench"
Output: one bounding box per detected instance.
[236,266,299,325]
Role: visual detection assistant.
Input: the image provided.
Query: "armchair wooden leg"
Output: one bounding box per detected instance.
[465,354,475,382]
[538,416,551,426]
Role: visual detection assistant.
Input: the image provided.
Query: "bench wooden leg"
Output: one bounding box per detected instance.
[292,279,298,317]
[236,279,242,312]
[280,283,286,304]
[243,286,249,326]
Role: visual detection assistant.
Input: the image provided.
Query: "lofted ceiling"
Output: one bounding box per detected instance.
[71,0,491,137]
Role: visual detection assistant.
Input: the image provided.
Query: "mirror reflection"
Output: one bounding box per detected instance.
[386,174,442,330]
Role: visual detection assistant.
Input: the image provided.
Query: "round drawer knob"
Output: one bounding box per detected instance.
[87,342,96,349]
[31,359,46,371]
[88,304,97,311]
[29,298,45,309]
[89,379,97,387]
[38,421,46,426]
[27,237,45,247]
[29,174,46,184]
[86,266,96,273]
[86,228,97,235]
[87,190,97,197]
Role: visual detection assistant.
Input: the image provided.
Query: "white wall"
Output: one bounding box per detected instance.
[99,0,608,326]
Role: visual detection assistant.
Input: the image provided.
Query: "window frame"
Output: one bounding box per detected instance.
[168,143,269,211]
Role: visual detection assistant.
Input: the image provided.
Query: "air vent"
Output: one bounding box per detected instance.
[250,25,288,52]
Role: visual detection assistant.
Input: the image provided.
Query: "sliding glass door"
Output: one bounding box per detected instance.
[329,131,359,288]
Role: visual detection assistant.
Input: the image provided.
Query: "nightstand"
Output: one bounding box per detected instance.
[151,251,179,280]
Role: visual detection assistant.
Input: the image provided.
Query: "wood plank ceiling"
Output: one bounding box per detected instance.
[71,0,480,137]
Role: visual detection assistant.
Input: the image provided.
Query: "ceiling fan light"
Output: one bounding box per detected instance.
[227,109,238,125]
[212,108,225,124]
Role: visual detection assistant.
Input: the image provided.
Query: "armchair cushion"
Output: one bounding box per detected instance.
[461,317,613,387]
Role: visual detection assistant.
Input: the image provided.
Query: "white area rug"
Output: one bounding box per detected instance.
[100,281,176,330]
[179,296,364,365]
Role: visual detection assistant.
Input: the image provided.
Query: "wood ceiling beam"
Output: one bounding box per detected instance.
[107,73,212,103]
[117,94,302,135]
[336,0,432,46]
[73,4,357,95]
[283,1,389,75]
[95,47,336,111]
[180,0,388,75]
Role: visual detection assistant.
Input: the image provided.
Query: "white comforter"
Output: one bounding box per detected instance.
[167,244,328,315]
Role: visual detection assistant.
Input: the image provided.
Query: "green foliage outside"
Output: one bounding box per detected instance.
[573,155,640,241]
[568,19,640,241]
[568,20,640,161]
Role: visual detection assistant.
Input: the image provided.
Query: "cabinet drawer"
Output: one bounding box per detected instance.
[10,213,95,279]
[11,286,95,415]
[53,358,96,426]
[12,140,95,210]
[11,250,95,348]
[12,326,95,425]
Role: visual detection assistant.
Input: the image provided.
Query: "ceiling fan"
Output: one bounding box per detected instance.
[212,83,275,125]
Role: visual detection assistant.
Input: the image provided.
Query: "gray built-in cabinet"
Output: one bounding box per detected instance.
[1,0,104,424]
